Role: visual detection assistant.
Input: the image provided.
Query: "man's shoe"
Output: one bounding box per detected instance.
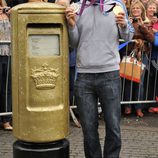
[124,107,131,115]
[136,109,144,117]
[3,122,13,131]
[148,107,158,113]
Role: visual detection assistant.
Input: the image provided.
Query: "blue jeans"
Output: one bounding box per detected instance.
[74,71,121,158]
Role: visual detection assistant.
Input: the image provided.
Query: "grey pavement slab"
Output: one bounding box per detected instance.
[0,114,158,158]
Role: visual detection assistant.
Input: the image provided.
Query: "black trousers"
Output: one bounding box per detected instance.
[0,56,12,123]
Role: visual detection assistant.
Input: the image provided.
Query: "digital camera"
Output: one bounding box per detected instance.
[2,7,10,13]
[153,12,158,18]
[132,17,138,23]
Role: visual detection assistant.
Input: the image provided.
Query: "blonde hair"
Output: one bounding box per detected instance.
[129,0,147,21]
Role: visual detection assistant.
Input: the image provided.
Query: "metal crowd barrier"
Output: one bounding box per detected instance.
[120,40,158,105]
[0,112,12,116]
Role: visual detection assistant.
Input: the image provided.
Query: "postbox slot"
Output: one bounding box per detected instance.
[27,23,61,28]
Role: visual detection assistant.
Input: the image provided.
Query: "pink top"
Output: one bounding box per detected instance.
[153,22,158,31]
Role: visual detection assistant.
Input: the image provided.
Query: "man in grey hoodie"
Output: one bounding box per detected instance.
[65,0,134,157]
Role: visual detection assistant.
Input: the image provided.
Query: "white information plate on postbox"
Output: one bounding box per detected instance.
[29,34,60,56]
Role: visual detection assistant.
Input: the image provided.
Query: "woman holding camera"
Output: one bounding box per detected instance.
[0,0,12,130]
[123,0,154,117]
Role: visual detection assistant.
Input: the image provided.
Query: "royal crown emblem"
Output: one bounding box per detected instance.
[31,63,59,90]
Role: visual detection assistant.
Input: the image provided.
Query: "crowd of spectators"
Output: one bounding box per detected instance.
[120,0,158,117]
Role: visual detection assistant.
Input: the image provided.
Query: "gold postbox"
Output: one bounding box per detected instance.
[12,2,69,143]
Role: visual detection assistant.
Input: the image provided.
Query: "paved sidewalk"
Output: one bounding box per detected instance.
[0,114,158,158]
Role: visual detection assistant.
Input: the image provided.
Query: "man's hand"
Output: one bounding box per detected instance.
[115,12,127,28]
[55,0,70,7]
[65,7,76,28]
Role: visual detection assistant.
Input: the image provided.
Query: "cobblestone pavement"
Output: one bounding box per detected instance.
[0,113,158,158]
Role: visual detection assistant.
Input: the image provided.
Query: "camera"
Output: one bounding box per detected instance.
[153,12,158,17]
[132,17,138,23]
[2,7,10,13]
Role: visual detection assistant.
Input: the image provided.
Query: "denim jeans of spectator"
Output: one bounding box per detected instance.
[0,56,12,123]
[74,71,121,158]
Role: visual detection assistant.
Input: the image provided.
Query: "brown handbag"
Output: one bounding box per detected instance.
[120,50,146,83]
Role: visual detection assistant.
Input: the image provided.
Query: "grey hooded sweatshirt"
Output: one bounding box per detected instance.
[68,0,134,73]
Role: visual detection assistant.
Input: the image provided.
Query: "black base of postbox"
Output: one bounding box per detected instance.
[13,139,69,158]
